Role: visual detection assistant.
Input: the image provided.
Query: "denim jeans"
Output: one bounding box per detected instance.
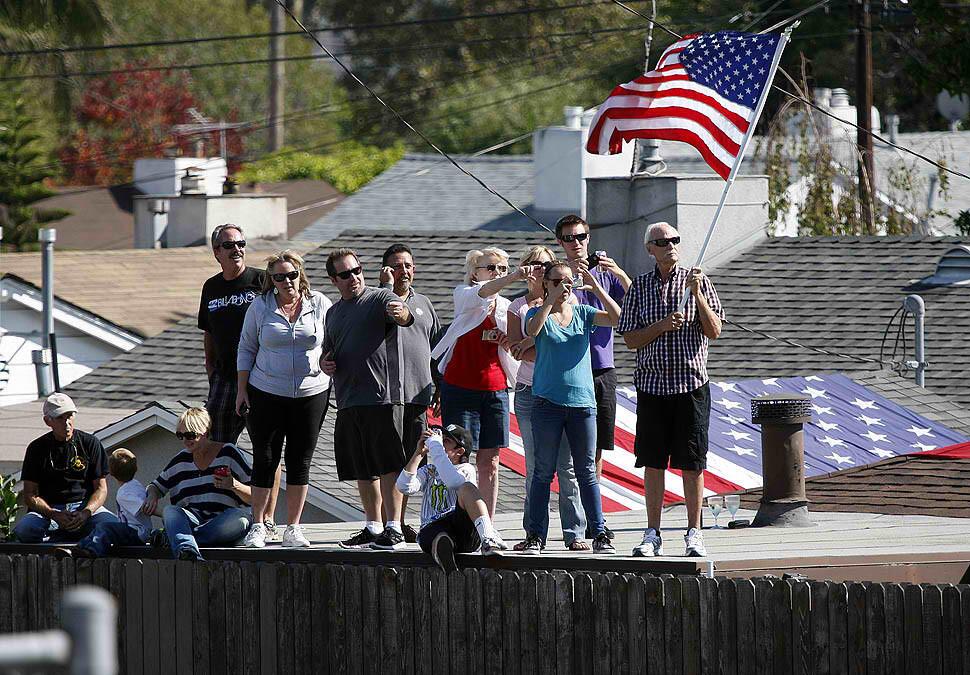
[13,503,118,543]
[77,522,145,556]
[162,505,251,560]
[440,381,509,451]
[526,398,605,542]
[514,385,586,543]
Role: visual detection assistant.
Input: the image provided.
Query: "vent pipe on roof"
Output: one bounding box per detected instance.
[32,228,56,396]
[750,394,816,527]
[903,294,926,387]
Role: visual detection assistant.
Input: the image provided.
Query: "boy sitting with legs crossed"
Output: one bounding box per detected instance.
[395,424,508,572]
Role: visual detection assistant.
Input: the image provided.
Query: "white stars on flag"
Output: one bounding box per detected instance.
[719,414,746,426]
[726,445,756,457]
[816,421,840,432]
[825,452,854,466]
[861,431,889,443]
[850,399,879,410]
[761,378,781,387]
[801,387,828,399]
[713,382,740,393]
[722,429,753,441]
[911,442,937,452]
[819,436,849,448]
[857,415,885,427]
[906,426,935,438]
[812,405,835,417]
[869,448,895,458]
[716,398,744,411]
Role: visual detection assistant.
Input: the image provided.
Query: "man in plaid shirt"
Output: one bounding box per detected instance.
[616,222,723,558]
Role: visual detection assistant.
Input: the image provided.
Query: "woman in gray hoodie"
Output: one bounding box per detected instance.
[236,250,332,548]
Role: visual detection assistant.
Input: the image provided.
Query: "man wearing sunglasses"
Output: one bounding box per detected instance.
[555,214,631,540]
[14,393,118,543]
[322,248,416,551]
[617,222,723,558]
[198,224,285,533]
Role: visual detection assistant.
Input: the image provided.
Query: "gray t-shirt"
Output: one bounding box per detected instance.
[323,286,402,409]
[383,288,441,406]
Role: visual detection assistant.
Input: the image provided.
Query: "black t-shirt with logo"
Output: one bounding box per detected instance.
[198,267,266,378]
[20,430,109,506]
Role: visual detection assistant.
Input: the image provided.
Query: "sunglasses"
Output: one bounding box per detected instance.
[271,270,300,282]
[559,232,589,243]
[476,264,508,273]
[547,277,571,287]
[334,266,363,280]
[219,240,246,250]
[649,236,681,248]
[176,431,201,441]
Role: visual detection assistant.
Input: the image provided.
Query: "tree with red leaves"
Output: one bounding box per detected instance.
[58,64,244,186]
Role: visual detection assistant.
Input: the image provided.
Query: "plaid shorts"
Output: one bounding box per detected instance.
[206,371,246,443]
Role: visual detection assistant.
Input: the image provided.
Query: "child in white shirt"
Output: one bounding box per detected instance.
[70,448,154,557]
[395,424,508,571]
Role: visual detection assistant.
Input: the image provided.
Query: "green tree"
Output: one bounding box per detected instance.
[0,93,68,251]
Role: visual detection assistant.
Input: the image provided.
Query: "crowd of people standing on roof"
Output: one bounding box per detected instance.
[13,214,723,567]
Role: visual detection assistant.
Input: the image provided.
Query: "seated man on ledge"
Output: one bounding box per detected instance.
[13,393,118,543]
[395,425,508,572]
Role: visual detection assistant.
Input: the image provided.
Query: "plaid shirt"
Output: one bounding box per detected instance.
[617,265,724,396]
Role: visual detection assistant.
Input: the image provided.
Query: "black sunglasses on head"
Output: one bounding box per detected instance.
[271,270,300,282]
[219,240,246,250]
[335,266,363,280]
[649,236,681,248]
[476,264,508,273]
[176,431,201,441]
[559,232,589,243]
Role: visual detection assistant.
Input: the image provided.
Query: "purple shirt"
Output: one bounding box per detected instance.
[572,266,625,370]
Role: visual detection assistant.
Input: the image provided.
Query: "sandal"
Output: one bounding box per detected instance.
[566,540,591,551]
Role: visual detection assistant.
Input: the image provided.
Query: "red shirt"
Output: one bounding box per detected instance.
[443,315,507,391]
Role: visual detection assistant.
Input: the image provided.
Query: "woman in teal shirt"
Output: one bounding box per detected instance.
[519,261,621,554]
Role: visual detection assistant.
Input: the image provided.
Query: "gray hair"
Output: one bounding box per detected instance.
[211,223,244,249]
[644,221,676,245]
[463,247,510,284]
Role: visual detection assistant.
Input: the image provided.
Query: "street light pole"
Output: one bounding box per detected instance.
[856,0,876,233]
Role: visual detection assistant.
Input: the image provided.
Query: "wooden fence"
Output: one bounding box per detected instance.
[1,553,969,675]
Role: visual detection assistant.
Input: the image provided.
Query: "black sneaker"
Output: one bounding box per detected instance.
[519,534,544,555]
[370,527,406,550]
[587,523,616,540]
[402,523,418,544]
[340,528,379,549]
[592,532,616,555]
[177,548,202,562]
[431,532,458,573]
[149,529,168,550]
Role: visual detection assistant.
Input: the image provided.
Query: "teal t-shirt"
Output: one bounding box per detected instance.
[527,303,598,408]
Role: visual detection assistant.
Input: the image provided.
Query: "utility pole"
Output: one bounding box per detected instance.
[856,0,875,233]
[268,1,285,152]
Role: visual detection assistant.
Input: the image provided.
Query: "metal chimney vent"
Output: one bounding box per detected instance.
[913,245,970,288]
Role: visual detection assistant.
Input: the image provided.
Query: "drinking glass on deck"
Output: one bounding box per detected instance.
[707,496,723,529]
[724,494,741,523]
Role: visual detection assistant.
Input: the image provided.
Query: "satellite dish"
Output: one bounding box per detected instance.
[936,90,970,123]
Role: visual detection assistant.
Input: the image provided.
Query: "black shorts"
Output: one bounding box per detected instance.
[334,405,407,481]
[400,403,428,455]
[416,505,480,554]
[592,368,617,451]
[633,382,711,471]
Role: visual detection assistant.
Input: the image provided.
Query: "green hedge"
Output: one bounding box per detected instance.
[235,141,405,194]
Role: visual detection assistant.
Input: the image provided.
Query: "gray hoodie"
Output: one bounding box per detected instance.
[237,290,332,398]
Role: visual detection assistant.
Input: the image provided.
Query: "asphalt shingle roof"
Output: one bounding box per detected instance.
[300,154,569,242]
[700,235,970,411]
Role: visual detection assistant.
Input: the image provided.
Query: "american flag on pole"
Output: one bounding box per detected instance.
[585,30,786,179]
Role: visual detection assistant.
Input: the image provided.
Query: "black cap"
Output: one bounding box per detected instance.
[442,424,473,452]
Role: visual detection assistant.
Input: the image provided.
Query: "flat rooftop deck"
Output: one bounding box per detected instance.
[6,506,969,583]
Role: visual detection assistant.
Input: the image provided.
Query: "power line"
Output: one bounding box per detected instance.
[0,1,652,57]
[0,26,645,82]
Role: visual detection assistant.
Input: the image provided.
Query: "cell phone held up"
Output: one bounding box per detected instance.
[213,466,230,478]
[586,250,607,269]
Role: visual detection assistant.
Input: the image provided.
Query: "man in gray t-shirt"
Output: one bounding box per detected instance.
[321,248,415,550]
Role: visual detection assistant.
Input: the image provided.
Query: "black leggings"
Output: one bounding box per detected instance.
[247,384,328,487]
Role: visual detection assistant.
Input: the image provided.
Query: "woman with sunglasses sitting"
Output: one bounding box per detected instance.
[518,261,621,554]
[430,247,535,517]
[236,250,333,549]
[141,407,253,560]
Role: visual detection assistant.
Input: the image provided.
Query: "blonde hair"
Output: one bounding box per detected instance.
[108,448,138,483]
[516,244,555,266]
[261,250,312,298]
[464,247,510,284]
[178,407,211,438]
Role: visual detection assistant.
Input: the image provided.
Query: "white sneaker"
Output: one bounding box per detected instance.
[684,527,707,557]
[632,528,663,557]
[281,524,311,548]
[243,522,267,548]
[264,519,279,539]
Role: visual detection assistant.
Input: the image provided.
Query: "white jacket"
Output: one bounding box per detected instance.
[430,282,519,388]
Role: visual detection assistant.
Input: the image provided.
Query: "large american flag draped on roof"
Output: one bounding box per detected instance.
[497,374,966,511]
[585,30,785,179]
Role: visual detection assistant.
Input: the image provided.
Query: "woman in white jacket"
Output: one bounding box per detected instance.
[235,250,332,548]
[430,247,535,516]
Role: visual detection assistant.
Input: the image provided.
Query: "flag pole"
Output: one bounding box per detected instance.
[677,25,795,312]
